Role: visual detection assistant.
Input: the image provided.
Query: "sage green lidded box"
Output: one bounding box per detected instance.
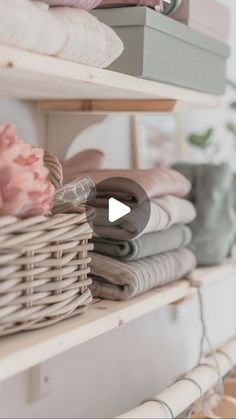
[92,7,229,94]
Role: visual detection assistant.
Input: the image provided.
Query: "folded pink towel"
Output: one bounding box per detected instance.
[35,0,102,8]
[63,168,191,206]
[99,0,160,8]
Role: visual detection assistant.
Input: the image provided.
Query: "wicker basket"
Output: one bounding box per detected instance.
[0,152,94,336]
[0,212,93,336]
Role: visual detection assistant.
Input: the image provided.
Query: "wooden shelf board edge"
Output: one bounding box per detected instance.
[0,262,235,382]
[0,281,189,382]
[189,262,236,287]
[38,99,178,113]
[0,45,221,105]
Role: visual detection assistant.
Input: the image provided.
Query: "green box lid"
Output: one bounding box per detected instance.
[93,7,230,58]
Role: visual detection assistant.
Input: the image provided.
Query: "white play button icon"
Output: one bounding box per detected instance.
[108,198,131,223]
[87,177,151,239]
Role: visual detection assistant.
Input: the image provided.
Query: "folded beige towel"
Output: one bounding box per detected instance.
[63,168,191,205]
[94,195,196,239]
[90,249,196,300]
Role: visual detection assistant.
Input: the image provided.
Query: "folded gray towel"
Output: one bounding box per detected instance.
[90,248,196,300]
[174,163,236,266]
[93,224,192,261]
[94,195,196,240]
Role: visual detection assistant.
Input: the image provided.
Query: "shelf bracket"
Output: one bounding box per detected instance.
[28,363,51,403]
[45,113,107,160]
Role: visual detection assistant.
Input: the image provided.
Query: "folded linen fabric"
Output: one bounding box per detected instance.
[93,224,192,260]
[94,195,196,239]
[62,150,105,175]
[0,0,66,55]
[35,0,102,8]
[90,248,196,300]
[63,168,191,205]
[174,163,236,266]
[51,8,123,67]
[0,0,123,68]
[99,0,160,7]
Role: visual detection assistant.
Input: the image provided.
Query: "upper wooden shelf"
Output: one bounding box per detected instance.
[0,45,220,108]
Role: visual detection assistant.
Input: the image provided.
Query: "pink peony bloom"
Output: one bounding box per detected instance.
[0,124,55,217]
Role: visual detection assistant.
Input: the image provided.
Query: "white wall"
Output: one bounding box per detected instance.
[0,98,46,147]
[1,1,236,417]
[184,0,236,168]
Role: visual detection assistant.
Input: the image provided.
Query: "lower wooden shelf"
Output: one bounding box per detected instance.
[1,260,236,383]
[0,280,189,382]
[190,260,236,287]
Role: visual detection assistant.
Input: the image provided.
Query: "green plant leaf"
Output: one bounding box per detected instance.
[227,79,236,90]
[226,122,236,137]
[188,128,214,148]
[230,102,236,110]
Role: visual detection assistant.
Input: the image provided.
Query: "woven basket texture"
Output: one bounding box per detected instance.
[44,150,63,189]
[0,212,93,336]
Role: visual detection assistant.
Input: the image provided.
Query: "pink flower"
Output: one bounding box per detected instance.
[0,124,55,217]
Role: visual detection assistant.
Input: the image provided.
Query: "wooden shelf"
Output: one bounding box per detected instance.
[0,281,189,382]
[0,45,220,107]
[0,260,235,382]
[190,260,236,287]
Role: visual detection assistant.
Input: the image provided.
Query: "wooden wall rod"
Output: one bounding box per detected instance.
[118,338,236,419]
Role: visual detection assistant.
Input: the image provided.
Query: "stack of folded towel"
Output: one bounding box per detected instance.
[0,0,123,68]
[64,166,197,301]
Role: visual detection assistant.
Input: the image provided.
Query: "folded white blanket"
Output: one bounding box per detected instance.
[0,0,123,68]
[52,7,123,68]
[0,0,66,55]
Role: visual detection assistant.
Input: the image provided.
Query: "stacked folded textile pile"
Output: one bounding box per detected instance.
[64,166,197,301]
[0,0,123,68]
